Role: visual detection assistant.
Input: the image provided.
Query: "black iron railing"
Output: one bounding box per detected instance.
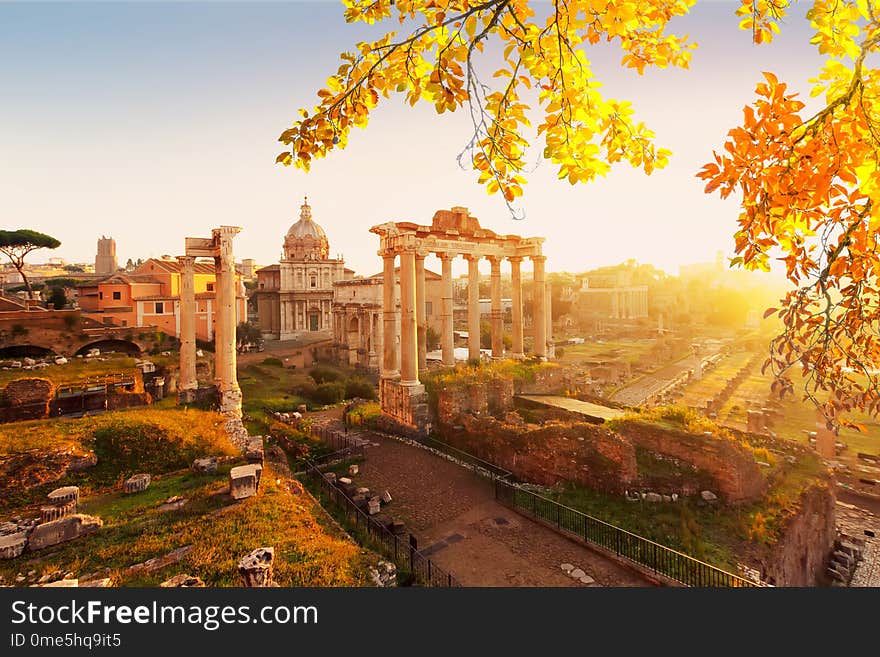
[495,479,759,587]
[302,455,460,588]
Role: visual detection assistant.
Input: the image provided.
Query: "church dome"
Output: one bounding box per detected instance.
[284,197,330,260]
[287,198,327,241]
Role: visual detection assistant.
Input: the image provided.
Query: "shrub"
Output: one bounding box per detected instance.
[309,365,342,384]
[10,324,27,338]
[426,326,441,352]
[345,378,376,400]
[261,357,284,367]
[314,381,345,405]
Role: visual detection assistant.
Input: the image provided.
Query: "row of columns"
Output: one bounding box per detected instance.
[381,249,548,385]
[177,227,241,410]
[610,287,649,319]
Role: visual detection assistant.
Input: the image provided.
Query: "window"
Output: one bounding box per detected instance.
[121,320,128,327]
[207,283,214,292]
[310,275,317,288]
[155,302,164,314]
[425,301,433,316]
[98,292,103,300]
[112,291,121,300]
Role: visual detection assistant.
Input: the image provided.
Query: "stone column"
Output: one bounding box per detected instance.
[382,253,399,379]
[532,255,547,359]
[440,253,455,367]
[489,256,503,358]
[399,247,419,385]
[177,255,197,403]
[545,282,553,359]
[213,227,242,415]
[415,253,427,372]
[509,257,524,358]
[466,255,481,362]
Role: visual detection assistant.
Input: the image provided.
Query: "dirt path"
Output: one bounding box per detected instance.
[337,426,651,587]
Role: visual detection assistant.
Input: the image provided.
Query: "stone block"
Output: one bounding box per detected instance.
[0,532,27,560]
[700,490,718,502]
[368,498,381,515]
[381,490,392,504]
[356,486,370,496]
[338,477,352,486]
[123,473,151,494]
[390,520,406,535]
[645,492,662,503]
[28,514,102,551]
[245,437,264,464]
[160,574,206,588]
[80,577,113,588]
[348,464,359,476]
[229,465,259,500]
[323,472,337,485]
[47,486,79,507]
[192,457,218,475]
[238,547,275,587]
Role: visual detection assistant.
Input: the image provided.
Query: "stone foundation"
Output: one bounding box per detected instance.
[380,378,429,433]
[123,473,151,494]
[40,499,76,523]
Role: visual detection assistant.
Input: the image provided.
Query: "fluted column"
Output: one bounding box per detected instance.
[509,257,524,358]
[440,253,454,367]
[382,253,399,379]
[399,247,419,385]
[532,254,546,359]
[177,255,197,401]
[489,256,502,358]
[212,226,242,412]
[466,255,481,362]
[415,253,427,371]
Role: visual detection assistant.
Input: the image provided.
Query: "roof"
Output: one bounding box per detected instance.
[257,264,281,273]
[138,258,216,275]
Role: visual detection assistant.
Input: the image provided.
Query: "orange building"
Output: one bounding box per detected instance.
[77,258,246,342]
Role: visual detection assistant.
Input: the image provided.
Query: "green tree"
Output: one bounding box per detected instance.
[47,286,67,309]
[426,325,441,351]
[0,230,61,298]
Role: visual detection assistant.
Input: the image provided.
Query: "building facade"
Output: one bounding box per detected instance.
[332,268,443,370]
[255,199,352,340]
[77,258,245,342]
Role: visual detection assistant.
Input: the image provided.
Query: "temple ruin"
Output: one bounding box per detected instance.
[370,206,549,431]
[177,226,248,447]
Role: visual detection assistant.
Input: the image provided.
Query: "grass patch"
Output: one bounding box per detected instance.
[0,467,374,587]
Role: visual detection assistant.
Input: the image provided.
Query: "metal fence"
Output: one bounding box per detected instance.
[310,424,366,453]
[410,434,514,482]
[303,455,460,587]
[495,479,759,587]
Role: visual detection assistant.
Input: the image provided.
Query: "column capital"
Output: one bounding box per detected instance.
[436,251,455,262]
[176,255,195,266]
[531,254,546,263]
[486,255,502,266]
[464,253,481,263]
[507,255,523,264]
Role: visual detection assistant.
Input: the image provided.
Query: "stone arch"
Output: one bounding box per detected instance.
[74,339,142,357]
[347,316,361,351]
[0,344,56,359]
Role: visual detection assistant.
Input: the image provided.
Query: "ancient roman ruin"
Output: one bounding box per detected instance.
[177,226,248,447]
[370,206,549,430]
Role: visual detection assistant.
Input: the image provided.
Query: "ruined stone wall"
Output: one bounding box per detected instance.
[440,415,638,494]
[615,420,766,503]
[0,378,53,422]
[759,481,836,586]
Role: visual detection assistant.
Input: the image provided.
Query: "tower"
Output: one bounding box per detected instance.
[95,236,118,275]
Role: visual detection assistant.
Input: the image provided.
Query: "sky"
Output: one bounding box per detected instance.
[0,1,824,279]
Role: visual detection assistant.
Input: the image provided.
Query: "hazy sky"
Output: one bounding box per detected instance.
[0,1,822,279]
